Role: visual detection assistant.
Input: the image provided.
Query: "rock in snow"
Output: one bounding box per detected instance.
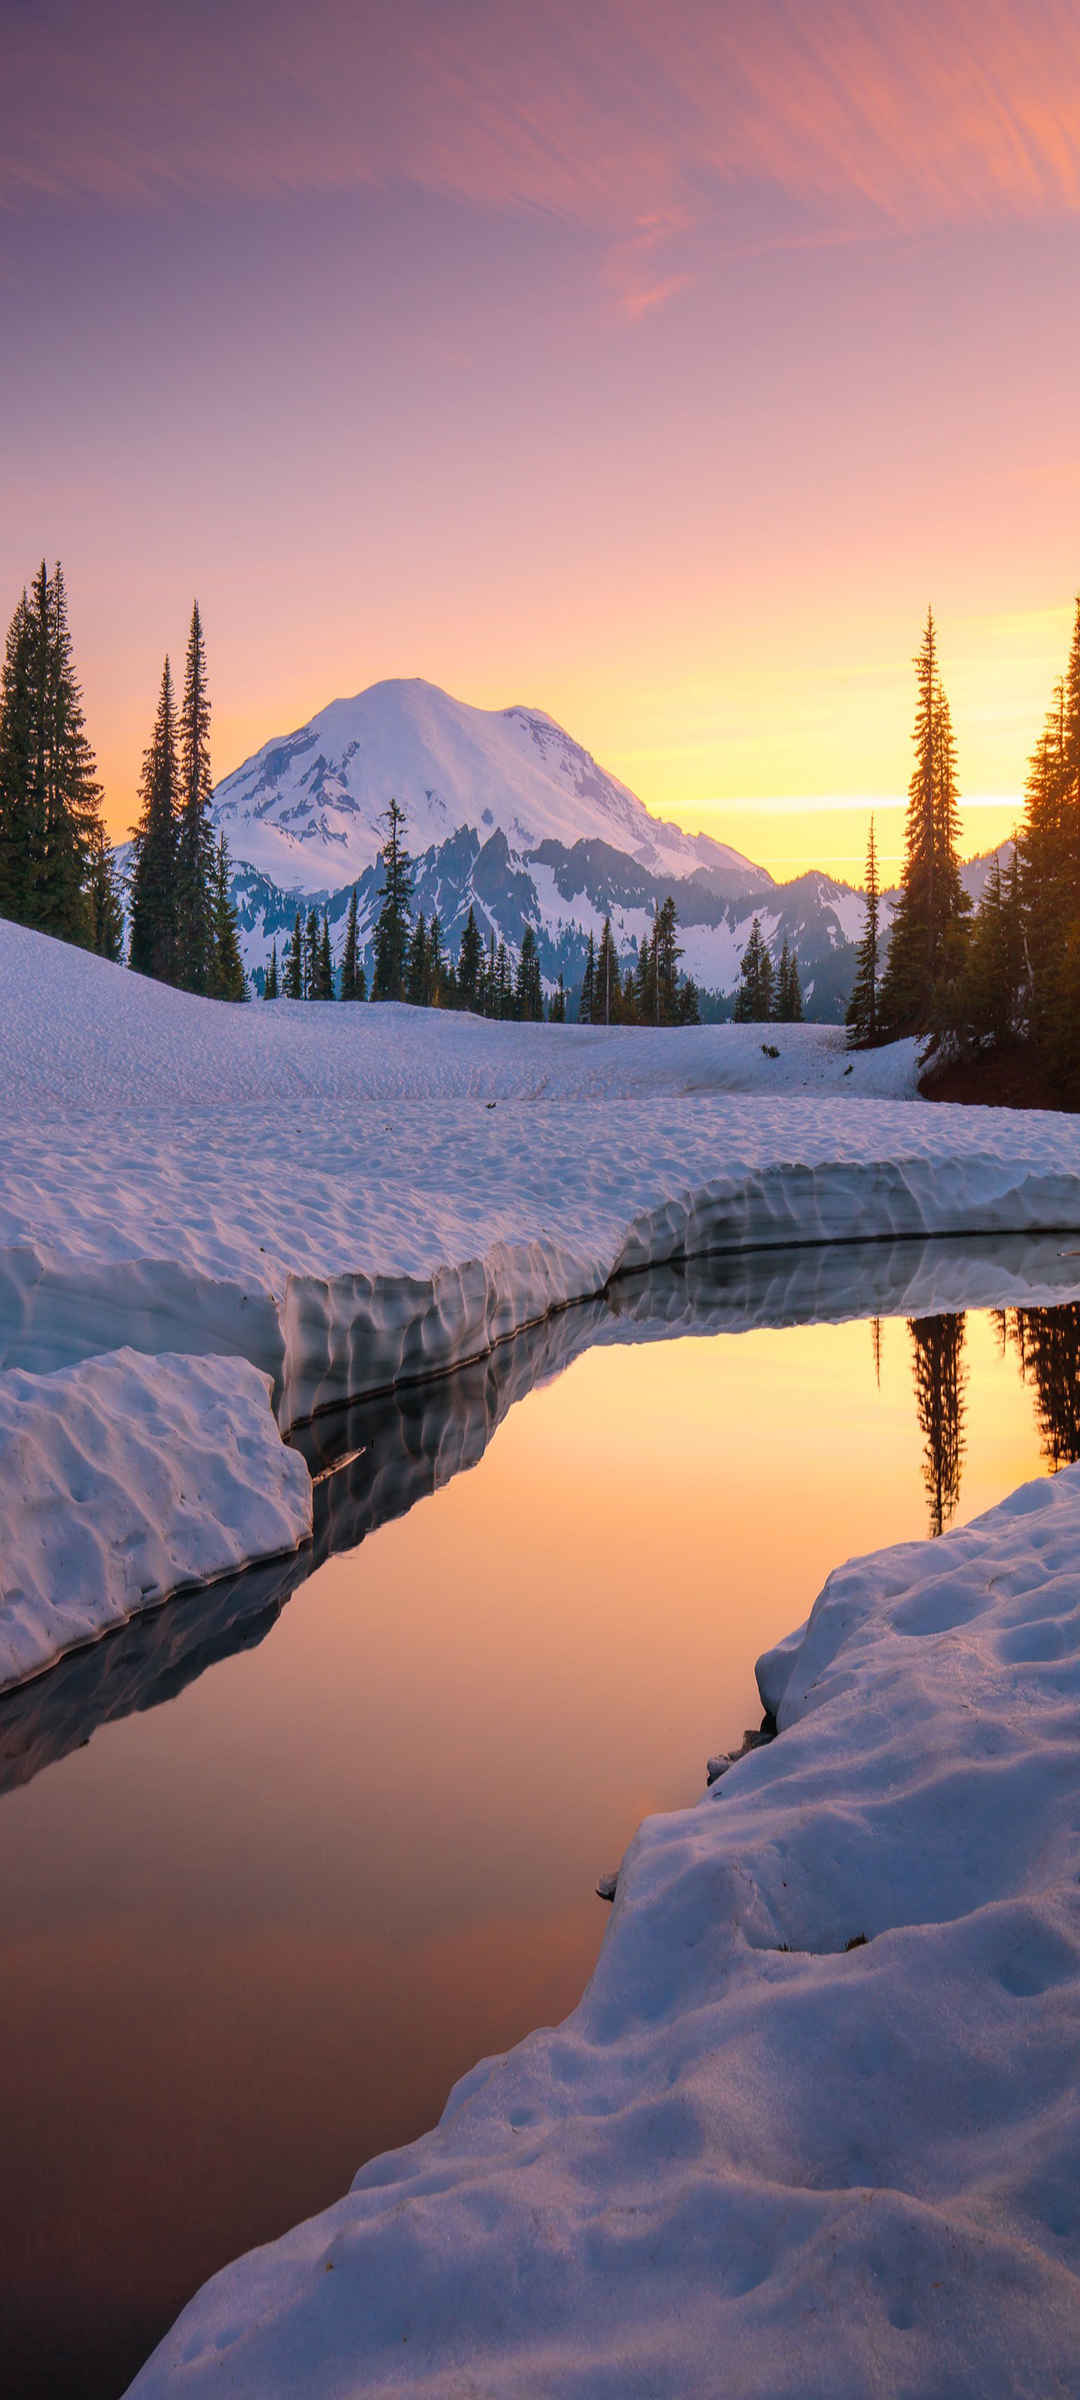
[0,1350,311,1689]
[129,1464,1080,2398]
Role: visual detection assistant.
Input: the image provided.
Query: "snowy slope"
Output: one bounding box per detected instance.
[130,1461,1080,2399]
[4,920,1080,1433]
[210,677,767,897]
[0,1349,311,1689]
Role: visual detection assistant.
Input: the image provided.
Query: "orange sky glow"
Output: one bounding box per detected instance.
[3,1,1079,884]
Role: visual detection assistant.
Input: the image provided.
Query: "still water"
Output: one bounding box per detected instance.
[3,1244,1080,2396]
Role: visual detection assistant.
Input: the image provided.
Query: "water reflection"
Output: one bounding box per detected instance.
[1005,1302,1080,1474]
[908,1313,967,1539]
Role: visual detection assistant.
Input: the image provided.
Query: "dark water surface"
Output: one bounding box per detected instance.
[3,1244,1080,2397]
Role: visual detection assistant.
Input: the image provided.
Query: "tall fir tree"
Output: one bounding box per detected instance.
[878,610,967,1037]
[340,887,362,1000]
[209,832,247,1000]
[304,907,320,999]
[428,912,445,1005]
[0,564,105,943]
[283,910,303,999]
[516,923,543,1020]
[732,917,774,1021]
[406,910,429,1005]
[316,909,335,1000]
[774,938,803,1022]
[264,940,280,999]
[652,897,683,1024]
[595,916,620,1023]
[129,657,180,983]
[549,973,567,1023]
[579,929,597,1023]
[846,817,881,1045]
[175,601,216,992]
[371,798,413,1001]
[457,906,483,1011]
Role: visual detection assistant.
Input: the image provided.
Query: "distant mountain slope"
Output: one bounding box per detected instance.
[233,831,871,1022]
[211,677,768,899]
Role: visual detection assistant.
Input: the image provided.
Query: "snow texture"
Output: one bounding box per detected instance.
[4,919,1080,1431]
[130,1462,1080,2398]
[0,1348,311,1690]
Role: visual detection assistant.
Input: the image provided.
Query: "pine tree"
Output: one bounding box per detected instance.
[428,912,445,1005]
[878,611,968,1038]
[406,910,429,1005]
[846,817,881,1045]
[677,975,701,1025]
[371,798,413,1001]
[635,929,655,1023]
[549,973,567,1023]
[494,938,512,1017]
[209,832,247,1000]
[316,909,335,999]
[264,940,280,999]
[129,657,180,983]
[579,930,597,1023]
[340,887,361,999]
[516,923,543,1020]
[1016,598,1080,1077]
[0,564,105,943]
[283,910,303,999]
[457,906,483,1011]
[304,907,320,999]
[595,916,620,1023]
[621,963,638,1023]
[733,917,774,1021]
[175,601,216,992]
[957,851,1022,1048]
[652,897,683,1024]
[774,938,803,1022]
[481,928,497,1017]
[86,821,124,960]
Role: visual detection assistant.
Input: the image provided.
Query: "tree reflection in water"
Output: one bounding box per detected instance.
[1003,1303,1080,1473]
[907,1313,967,1539]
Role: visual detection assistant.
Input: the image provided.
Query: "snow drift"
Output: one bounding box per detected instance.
[129,1462,1080,2398]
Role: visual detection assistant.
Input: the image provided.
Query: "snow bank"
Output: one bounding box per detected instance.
[130,1465,1080,2399]
[0,1349,311,1690]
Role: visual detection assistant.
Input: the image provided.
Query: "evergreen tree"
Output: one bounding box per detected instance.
[209,831,247,1000]
[621,963,638,1023]
[1016,599,1080,1078]
[304,907,320,999]
[1010,1302,1080,1472]
[86,822,124,961]
[732,917,774,1021]
[956,851,1023,1049]
[129,657,180,983]
[340,887,362,1000]
[579,929,597,1023]
[494,938,512,1017]
[175,601,216,992]
[0,563,105,943]
[371,797,413,1001]
[264,940,280,999]
[774,938,803,1022]
[406,910,429,1005]
[846,817,881,1045]
[677,975,701,1025]
[595,916,620,1023]
[516,923,543,1021]
[316,909,335,999]
[879,610,968,1037]
[283,910,303,999]
[635,928,655,1023]
[457,906,483,1011]
[549,973,567,1023]
[481,928,497,1017]
[652,897,683,1024]
[428,912,445,1005]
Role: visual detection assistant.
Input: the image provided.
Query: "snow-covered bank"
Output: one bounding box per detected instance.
[5,920,1080,1425]
[131,1466,1080,2400]
[0,1350,311,1690]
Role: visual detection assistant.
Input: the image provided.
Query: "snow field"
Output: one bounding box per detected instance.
[130,1464,1080,2398]
[0,1349,312,1690]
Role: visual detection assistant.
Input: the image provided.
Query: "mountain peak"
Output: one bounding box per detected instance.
[210,675,769,899]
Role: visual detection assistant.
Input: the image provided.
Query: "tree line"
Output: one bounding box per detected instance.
[846,599,1080,1091]
[266,794,702,1023]
[0,564,247,998]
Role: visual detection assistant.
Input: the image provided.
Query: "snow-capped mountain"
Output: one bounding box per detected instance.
[211,677,767,900]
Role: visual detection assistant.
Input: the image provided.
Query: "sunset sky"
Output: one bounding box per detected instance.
[4,0,1080,879]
